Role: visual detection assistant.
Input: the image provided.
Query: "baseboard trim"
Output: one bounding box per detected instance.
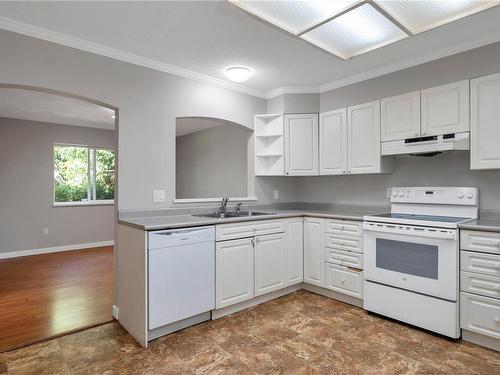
[303,283,363,308]
[462,330,500,352]
[0,240,114,259]
[212,283,302,320]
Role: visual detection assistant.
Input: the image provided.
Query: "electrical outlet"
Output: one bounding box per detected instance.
[43,227,49,236]
[273,190,279,200]
[153,189,166,203]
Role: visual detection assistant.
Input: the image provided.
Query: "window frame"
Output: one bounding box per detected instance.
[52,143,115,207]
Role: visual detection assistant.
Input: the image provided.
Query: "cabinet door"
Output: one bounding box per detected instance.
[304,217,325,287]
[255,233,286,296]
[421,80,469,136]
[470,72,500,170]
[285,114,319,176]
[319,109,347,175]
[286,218,304,285]
[216,238,254,308]
[348,100,382,174]
[381,91,420,142]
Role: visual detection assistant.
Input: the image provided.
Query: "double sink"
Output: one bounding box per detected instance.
[193,211,275,219]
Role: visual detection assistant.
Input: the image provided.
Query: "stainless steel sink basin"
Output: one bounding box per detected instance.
[193,211,275,219]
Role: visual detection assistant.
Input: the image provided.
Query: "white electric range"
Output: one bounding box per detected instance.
[363,187,478,338]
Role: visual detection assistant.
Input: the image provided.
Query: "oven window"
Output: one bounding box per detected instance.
[376,239,438,279]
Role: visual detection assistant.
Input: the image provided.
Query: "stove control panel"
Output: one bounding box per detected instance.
[390,187,478,205]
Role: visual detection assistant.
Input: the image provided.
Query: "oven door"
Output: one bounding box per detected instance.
[363,222,458,301]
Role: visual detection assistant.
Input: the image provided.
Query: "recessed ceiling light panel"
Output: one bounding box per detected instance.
[230,0,361,34]
[375,0,500,34]
[224,66,253,82]
[301,3,408,59]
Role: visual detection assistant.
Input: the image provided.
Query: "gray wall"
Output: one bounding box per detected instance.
[297,153,500,210]
[0,117,115,253]
[267,93,320,114]
[0,30,290,211]
[297,41,500,210]
[176,124,249,199]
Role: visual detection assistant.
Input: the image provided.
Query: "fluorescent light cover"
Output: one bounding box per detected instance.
[224,66,253,82]
[301,3,408,59]
[231,0,360,34]
[375,0,500,34]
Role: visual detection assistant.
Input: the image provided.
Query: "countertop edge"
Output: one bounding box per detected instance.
[458,223,500,232]
[118,211,367,231]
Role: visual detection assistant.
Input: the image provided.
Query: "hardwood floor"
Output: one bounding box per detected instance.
[0,246,114,353]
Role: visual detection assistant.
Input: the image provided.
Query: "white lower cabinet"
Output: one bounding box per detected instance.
[461,292,500,340]
[215,238,254,309]
[325,263,363,299]
[304,218,325,287]
[286,218,304,285]
[254,233,286,296]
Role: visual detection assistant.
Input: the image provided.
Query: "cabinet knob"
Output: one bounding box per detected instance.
[341,278,346,284]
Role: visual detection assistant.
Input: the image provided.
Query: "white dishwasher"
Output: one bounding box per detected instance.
[148,226,215,330]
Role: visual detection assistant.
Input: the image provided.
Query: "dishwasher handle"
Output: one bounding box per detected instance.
[149,226,215,249]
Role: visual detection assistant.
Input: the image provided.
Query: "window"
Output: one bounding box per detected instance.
[53,144,115,204]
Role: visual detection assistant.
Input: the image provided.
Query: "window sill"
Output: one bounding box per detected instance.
[53,200,115,207]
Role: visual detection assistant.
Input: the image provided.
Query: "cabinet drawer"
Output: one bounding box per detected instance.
[325,219,362,237]
[461,251,500,277]
[461,230,500,255]
[325,248,363,268]
[325,263,363,299]
[460,292,500,339]
[216,219,285,241]
[461,271,500,300]
[325,233,363,253]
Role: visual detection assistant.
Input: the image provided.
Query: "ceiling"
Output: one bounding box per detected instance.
[0,88,115,130]
[1,1,500,98]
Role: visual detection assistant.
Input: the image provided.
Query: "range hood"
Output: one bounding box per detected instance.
[382,132,469,157]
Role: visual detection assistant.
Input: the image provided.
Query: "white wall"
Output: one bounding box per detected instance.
[0,117,115,254]
[0,30,291,211]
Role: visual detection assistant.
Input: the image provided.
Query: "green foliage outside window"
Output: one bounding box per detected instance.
[54,145,115,203]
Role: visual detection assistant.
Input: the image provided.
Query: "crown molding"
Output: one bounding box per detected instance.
[266,86,320,99]
[2,16,500,103]
[0,16,268,99]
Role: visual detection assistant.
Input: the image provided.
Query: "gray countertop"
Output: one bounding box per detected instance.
[118,206,386,231]
[458,218,500,232]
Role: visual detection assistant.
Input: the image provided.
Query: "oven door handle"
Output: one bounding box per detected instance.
[363,222,457,240]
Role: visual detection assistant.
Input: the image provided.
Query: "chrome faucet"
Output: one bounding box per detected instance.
[218,196,229,216]
[235,202,242,215]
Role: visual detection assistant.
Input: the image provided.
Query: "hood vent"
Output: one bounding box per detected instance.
[382,132,469,157]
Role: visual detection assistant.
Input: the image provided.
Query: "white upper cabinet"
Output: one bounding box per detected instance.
[284,114,319,176]
[421,80,469,136]
[381,91,421,142]
[348,100,391,174]
[470,72,500,170]
[319,108,347,175]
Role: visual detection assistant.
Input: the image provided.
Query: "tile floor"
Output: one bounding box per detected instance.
[0,290,499,374]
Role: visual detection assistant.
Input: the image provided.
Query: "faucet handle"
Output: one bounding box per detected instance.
[235,202,242,213]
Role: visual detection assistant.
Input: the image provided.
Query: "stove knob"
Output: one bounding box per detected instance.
[457,191,464,199]
[398,191,404,197]
[466,191,474,199]
[392,190,398,197]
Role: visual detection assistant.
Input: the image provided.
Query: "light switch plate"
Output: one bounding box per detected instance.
[153,189,166,202]
[273,190,279,200]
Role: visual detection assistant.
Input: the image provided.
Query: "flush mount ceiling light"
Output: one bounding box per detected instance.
[224,66,253,82]
[230,0,500,59]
